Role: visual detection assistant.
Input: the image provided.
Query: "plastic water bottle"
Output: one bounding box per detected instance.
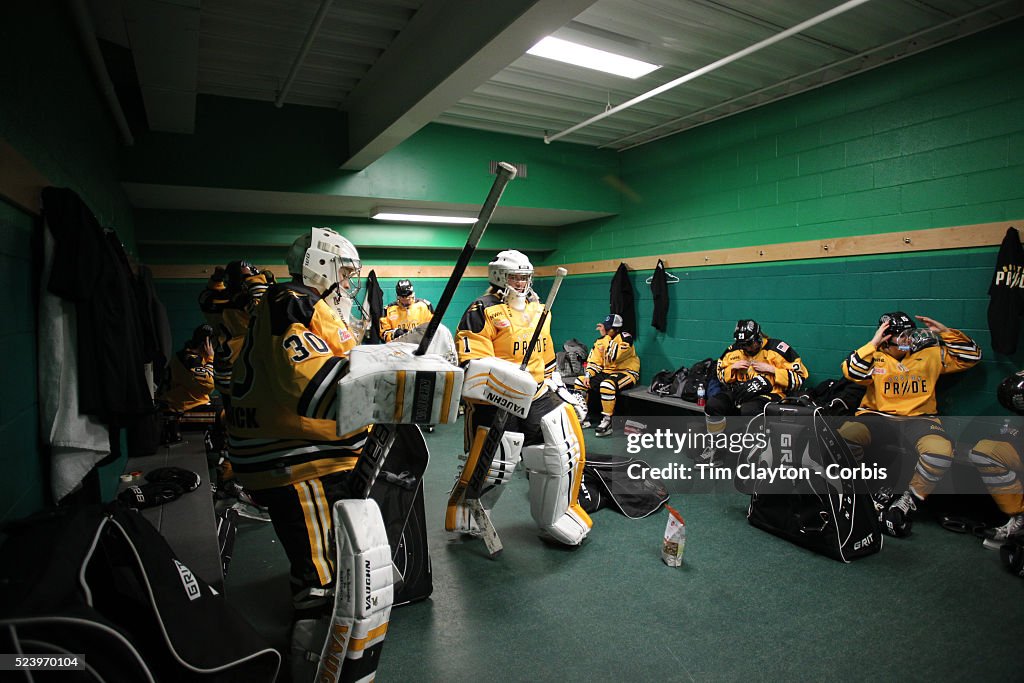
[696,383,706,407]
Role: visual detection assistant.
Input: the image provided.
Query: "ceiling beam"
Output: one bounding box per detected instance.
[339,0,597,170]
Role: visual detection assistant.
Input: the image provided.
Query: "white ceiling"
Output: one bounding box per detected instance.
[88,0,1024,222]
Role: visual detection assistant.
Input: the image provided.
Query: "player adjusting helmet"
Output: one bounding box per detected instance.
[997,371,1024,415]
[286,227,362,296]
[396,279,414,297]
[488,249,534,309]
[879,311,915,337]
[734,319,762,344]
[224,260,255,292]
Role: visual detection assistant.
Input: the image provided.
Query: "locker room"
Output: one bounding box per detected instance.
[2,1,1023,681]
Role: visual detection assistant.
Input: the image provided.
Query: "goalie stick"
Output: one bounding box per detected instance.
[460,266,569,556]
[344,162,518,500]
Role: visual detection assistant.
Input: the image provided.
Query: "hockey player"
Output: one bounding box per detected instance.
[839,312,981,537]
[379,278,434,342]
[700,319,808,463]
[574,313,640,437]
[157,324,216,443]
[969,372,1024,550]
[228,228,390,681]
[446,249,592,546]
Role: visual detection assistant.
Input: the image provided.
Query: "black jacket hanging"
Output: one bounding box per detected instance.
[365,269,385,344]
[650,259,669,333]
[988,227,1024,354]
[610,262,637,339]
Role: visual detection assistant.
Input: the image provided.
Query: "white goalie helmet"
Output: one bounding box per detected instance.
[488,249,534,300]
[286,227,362,297]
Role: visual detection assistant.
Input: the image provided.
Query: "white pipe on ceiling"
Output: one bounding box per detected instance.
[275,0,335,108]
[69,0,134,146]
[544,0,873,145]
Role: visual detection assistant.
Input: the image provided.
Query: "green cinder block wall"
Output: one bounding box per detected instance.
[0,0,137,522]
[545,19,1024,415]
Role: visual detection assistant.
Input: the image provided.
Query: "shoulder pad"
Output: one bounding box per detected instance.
[267,283,317,335]
[765,338,799,361]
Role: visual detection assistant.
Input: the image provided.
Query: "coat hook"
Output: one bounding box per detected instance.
[758,250,765,256]
[904,236,912,244]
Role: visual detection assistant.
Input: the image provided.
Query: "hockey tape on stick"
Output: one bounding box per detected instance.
[414,162,517,357]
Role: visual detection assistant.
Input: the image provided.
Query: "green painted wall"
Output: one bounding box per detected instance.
[0,1,137,522]
[545,19,1024,415]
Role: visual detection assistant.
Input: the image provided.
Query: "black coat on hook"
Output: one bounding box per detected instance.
[650,259,670,332]
[610,262,637,339]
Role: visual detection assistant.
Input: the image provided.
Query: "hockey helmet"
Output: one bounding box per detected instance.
[734,319,762,345]
[286,228,361,296]
[997,371,1024,415]
[190,324,215,348]
[396,279,414,297]
[225,260,255,292]
[894,327,939,353]
[879,311,915,337]
[488,250,534,294]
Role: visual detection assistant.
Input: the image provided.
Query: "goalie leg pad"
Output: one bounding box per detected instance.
[311,499,394,683]
[523,404,592,545]
[445,427,523,533]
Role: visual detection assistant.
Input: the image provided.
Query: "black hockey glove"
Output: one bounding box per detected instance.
[737,374,773,401]
[392,328,407,339]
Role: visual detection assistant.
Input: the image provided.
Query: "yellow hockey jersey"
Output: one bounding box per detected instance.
[717,335,808,398]
[161,347,214,412]
[379,298,434,342]
[842,329,981,416]
[585,332,640,377]
[227,281,365,490]
[213,271,274,396]
[456,290,556,384]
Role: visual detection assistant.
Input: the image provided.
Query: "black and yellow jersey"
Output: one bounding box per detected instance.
[213,271,274,396]
[227,281,365,490]
[455,289,556,385]
[161,347,214,412]
[198,271,228,331]
[379,298,434,342]
[717,335,808,398]
[585,332,640,378]
[842,329,981,416]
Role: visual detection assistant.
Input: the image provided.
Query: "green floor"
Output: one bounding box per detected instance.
[225,419,1024,682]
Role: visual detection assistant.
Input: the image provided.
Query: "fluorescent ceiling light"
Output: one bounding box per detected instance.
[371,207,477,224]
[527,36,659,79]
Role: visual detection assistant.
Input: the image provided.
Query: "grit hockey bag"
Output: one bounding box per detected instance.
[744,399,882,563]
[580,453,670,519]
[368,423,432,606]
[0,502,280,682]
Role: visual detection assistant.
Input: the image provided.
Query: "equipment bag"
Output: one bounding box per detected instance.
[580,453,669,519]
[560,338,589,378]
[679,358,715,401]
[369,423,432,606]
[0,502,281,682]
[649,365,688,397]
[743,398,882,563]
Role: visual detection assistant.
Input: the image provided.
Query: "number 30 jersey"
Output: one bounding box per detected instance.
[227,281,366,490]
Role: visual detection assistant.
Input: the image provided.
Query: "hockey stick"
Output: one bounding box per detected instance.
[414,162,518,357]
[459,267,569,556]
[345,162,518,500]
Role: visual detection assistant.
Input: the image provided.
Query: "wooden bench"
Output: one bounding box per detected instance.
[117,448,224,590]
[619,386,705,415]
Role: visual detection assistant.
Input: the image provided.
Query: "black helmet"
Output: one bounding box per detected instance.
[190,324,215,348]
[734,319,761,344]
[396,279,414,297]
[998,372,1024,415]
[225,260,255,292]
[879,311,915,337]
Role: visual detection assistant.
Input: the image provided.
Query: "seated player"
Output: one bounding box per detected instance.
[573,313,639,437]
[158,324,216,443]
[839,312,981,537]
[969,372,1024,549]
[446,249,591,546]
[700,319,808,463]
[379,278,433,342]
